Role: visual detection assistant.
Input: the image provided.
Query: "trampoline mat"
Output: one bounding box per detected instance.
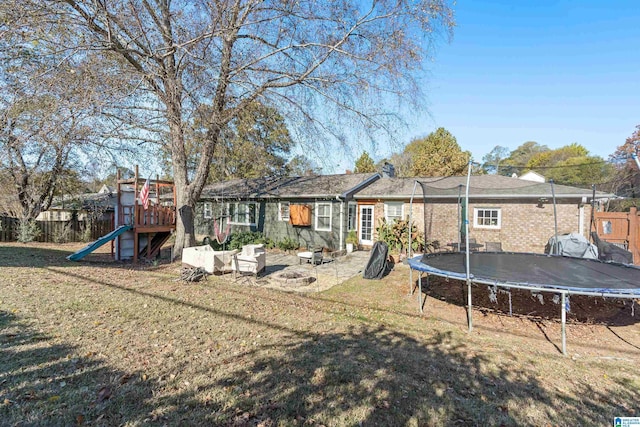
[412,252,640,293]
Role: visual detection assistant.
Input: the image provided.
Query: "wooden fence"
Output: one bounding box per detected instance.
[0,216,114,243]
[593,207,640,264]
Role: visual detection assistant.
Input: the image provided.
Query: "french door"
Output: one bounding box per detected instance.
[359,205,374,246]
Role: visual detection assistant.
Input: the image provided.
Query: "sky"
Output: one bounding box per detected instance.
[364,0,640,172]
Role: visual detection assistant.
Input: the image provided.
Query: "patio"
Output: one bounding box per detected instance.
[234,249,372,293]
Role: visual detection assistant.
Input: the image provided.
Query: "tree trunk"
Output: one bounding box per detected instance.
[173,197,196,261]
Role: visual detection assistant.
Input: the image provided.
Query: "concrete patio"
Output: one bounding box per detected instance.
[233,249,372,293]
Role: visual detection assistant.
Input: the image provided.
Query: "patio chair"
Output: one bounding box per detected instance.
[297,247,324,265]
[485,241,503,252]
[232,244,266,279]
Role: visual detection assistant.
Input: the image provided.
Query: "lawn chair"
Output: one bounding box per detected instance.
[232,244,266,279]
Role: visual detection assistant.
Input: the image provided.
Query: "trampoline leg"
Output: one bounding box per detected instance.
[561,292,567,356]
[418,273,423,313]
[508,291,512,317]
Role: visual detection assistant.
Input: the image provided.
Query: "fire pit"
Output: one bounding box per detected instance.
[271,270,315,287]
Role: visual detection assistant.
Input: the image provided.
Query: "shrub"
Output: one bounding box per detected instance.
[346,230,358,245]
[227,231,267,250]
[16,219,41,243]
[52,222,74,243]
[375,217,438,254]
[276,237,299,251]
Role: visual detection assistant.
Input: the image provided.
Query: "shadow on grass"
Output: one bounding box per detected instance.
[26,267,639,425]
[0,310,158,426]
[0,244,125,269]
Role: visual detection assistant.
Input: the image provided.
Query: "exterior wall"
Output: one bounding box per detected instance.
[366,198,592,254]
[195,198,346,250]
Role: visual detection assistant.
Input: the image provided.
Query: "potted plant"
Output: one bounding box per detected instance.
[346,230,358,253]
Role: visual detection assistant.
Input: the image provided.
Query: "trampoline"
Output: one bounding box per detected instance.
[408,252,640,354]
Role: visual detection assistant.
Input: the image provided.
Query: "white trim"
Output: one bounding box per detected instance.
[203,202,213,219]
[579,205,584,235]
[473,207,501,229]
[278,201,290,221]
[315,202,332,231]
[228,201,257,226]
[347,202,357,231]
[359,205,374,245]
[384,201,404,222]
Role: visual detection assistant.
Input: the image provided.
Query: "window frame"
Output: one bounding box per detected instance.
[347,202,357,231]
[473,207,501,229]
[315,202,332,232]
[278,201,290,222]
[384,201,404,223]
[228,201,257,226]
[203,202,213,219]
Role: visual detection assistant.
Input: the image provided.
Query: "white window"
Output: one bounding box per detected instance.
[474,207,501,229]
[315,202,332,231]
[228,202,257,226]
[279,201,290,221]
[384,202,404,222]
[203,202,213,219]
[347,202,357,231]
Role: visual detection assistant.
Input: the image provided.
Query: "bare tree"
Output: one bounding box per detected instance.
[33,0,454,257]
[0,12,94,222]
[609,125,640,197]
[1,1,157,226]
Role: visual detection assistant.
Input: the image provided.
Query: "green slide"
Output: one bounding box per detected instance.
[66,225,132,261]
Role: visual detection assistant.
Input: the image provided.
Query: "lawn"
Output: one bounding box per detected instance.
[0,242,638,426]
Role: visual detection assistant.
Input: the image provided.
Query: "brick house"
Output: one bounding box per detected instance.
[354,175,614,253]
[195,172,613,253]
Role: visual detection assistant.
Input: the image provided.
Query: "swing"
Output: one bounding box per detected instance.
[213,215,231,244]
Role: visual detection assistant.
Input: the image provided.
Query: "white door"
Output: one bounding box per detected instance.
[359,205,374,246]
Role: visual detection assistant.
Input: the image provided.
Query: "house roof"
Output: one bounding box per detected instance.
[201,173,380,200]
[48,191,116,211]
[354,175,614,200]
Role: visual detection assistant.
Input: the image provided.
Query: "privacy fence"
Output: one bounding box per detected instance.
[0,216,114,243]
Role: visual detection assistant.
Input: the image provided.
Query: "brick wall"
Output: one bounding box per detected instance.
[370,198,591,253]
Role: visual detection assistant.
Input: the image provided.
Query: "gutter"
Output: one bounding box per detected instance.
[354,192,614,200]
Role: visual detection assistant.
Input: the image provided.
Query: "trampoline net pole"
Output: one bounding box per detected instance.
[465,159,473,332]
[551,179,559,255]
[409,180,419,259]
[409,180,419,295]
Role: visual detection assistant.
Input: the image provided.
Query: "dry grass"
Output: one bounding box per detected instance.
[0,242,639,426]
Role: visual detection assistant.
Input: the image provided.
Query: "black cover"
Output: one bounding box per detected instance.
[363,241,389,280]
[591,232,633,264]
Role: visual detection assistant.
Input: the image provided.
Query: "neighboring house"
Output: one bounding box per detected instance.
[37,185,116,222]
[518,170,546,183]
[354,175,613,253]
[196,173,381,250]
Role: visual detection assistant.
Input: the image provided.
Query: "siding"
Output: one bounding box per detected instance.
[195,198,347,250]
